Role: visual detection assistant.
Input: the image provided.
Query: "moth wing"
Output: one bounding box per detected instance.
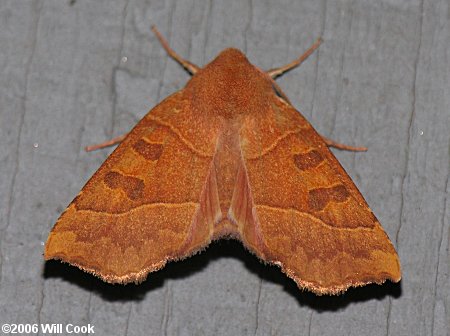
[232,97,401,294]
[45,91,222,283]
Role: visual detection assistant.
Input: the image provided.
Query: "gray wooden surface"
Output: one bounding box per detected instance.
[1,0,449,335]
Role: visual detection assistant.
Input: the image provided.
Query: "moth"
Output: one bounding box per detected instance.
[45,27,401,295]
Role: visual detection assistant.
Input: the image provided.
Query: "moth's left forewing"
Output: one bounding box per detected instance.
[236,96,401,295]
[45,91,221,283]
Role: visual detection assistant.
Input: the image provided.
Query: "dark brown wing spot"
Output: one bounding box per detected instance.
[293,150,324,170]
[308,185,350,211]
[133,139,163,161]
[103,171,145,200]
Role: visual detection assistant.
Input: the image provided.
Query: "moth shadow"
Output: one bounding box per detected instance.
[43,250,210,302]
[258,261,402,311]
[43,239,401,309]
[43,240,235,302]
[217,240,402,311]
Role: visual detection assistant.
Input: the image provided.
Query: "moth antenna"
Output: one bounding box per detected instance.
[151,25,200,75]
[266,37,322,79]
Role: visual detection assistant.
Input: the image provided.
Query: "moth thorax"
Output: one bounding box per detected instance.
[187,63,272,119]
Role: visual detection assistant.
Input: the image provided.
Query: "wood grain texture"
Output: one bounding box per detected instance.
[1,0,449,335]
[45,47,400,294]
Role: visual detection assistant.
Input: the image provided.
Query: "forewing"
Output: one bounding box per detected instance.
[45,91,222,283]
[236,96,401,294]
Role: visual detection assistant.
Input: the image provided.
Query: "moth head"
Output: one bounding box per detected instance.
[186,48,275,119]
[211,48,250,65]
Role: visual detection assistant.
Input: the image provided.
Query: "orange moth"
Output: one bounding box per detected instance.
[45,27,401,295]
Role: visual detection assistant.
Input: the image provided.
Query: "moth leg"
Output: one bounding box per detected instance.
[321,135,368,152]
[271,80,292,104]
[151,26,200,75]
[84,134,126,152]
[266,37,322,79]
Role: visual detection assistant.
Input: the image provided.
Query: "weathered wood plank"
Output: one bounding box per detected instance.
[0,0,448,335]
